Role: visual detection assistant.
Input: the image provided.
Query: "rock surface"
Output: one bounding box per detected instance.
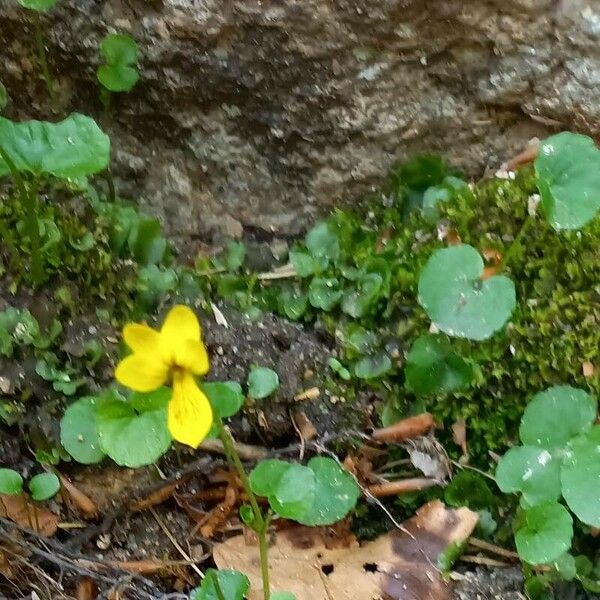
[1,0,600,240]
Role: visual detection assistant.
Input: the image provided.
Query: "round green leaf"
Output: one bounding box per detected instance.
[0,113,110,179]
[17,0,57,11]
[97,64,139,93]
[305,222,339,262]
[0,468,23,495]
[308,278,342,311]
[289,251,321,277]
[561,426,600,527]
[341,273,383,318]
[292,457,360,526]
[202,381,244,418]
[249,459,291,498]
[191,569,250,600]
[515,502,573,565]
[28,473,60,501]
[353,352,392,379]
[404,334,473,395]
[247,367,279,399]
[519,386,597,450]
[278,289,308,320]
[100,34,139,65]
[535,132,600,230]
[60,396,106,464]
[418,245,516,340]
[270,464,316,520]
[272,594,297,600]
[495,446,561,506]
[96,395,171,468]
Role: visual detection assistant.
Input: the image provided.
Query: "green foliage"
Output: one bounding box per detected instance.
[0,113,110,179]
[191,569,250,600]
[249,457,360,526]
[405,334,473,395]
[97,34,139,93]
[36,355,86,395]
[438,540,467,573]
[0,81,7,111]
[0,468,23,495]
[271,593,297,600]
[328,357,351,380]
[535,132,600,230]
[418,244,516,340]
[17,0,57,11]
[203,381,245,437]
[247,366,279,399]
[444,471,495,510]
[28,472,60,501]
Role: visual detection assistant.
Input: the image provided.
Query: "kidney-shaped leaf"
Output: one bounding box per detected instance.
[0,113,110,179]
[495,446,561,507]
[519,386,597,450]
[28,473,60,501]
[191,569,250,600]
[247,367,279,399]
[561,426,600,527]
[418,245,516,340]
[0,468,23,495]
[60,396,107,465]
[405,334,473,395]
[17,0,57,11]
[535,132,600,230]
[515,502,573,565]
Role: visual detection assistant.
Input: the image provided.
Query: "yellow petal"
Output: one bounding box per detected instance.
[115,354,169,392]
[123,323,161,354]
[160,305,202,363]
[174,339,210,375]
[168,372,213,448]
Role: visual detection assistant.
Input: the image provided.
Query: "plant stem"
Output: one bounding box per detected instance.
[33,12,57,110]
[499,215,534,273]
[214,414,271,600]
[209,571,226,600]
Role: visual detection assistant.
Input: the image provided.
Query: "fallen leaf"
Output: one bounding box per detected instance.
[367,478,438,498]
[371,413,434,443]
[59,474,99,519]
[0,494,58,537]
[451,420,468,457]
[129,476,190,513]
[75,578,98,600]
[292,411,317,441]
[583,361,595,378]
[214,500,479,600]
[211,302,229,328]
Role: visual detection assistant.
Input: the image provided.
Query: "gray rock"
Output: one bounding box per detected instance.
[1,0,599,242]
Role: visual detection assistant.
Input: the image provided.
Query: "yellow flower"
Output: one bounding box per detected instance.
[115,305,212,448]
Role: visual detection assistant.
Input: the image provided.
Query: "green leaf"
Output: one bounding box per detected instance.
[28,473,60,501]
[97,34,139,93]
[271,593,297,600]
[422,185,450,222]
[535,132,600,230]
[69,231,95,252]
[438,540,467,572]
[444,471,495,510]
[247,367,279,399]
[353,352,392,379]
[97,65,139,93]
[289,251,321,277]
[191,569,250,600]
[0,81,7,111]
[561,426,600,527]
[519,386,597,450]
[515,502,573,565]
[305,222,339,262]
[128,218,167,266]
[0,468,23,495]
[418,244,516,340]
[292,457,360,526]
[96,390,171,467]
[0,113,110,179]
[328,357,351,381]
[17,0,57,11]
[225,240,246,271]
[476,509,497,536]
[495,446,561,506]
[269,464,316,520]
[278,289,308,320]
[60,395,107,464]
[404,334,473,395]
[249,459,291,498]
[341,273,383,317]
[308,278,342,311]
[399,155,447,191]
[202,382,244,419]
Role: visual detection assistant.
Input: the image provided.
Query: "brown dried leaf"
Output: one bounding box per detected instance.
[452,419,468,457]
[59,475,99,519]
[214,500,479,600]
[129,477,189,513]
[0,494,58,537]
[75,578,98,600]
[371,413,434,443]
[292,411,317,441]
[583,361,595,378]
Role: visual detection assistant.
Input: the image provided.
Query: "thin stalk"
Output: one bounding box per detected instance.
[214,414,271,600]
[499,215,534,273]
[0,146,43,284]
[209,571,226,600]
[33,11,57,109]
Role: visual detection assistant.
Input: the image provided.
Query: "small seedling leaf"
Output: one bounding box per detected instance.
[305,221,339,262]
[405,334,473,395]
[0,468,23,495]
[247,367,279,399]
[353,352,392,379]
[561,426,600,527]
[308,277,342,311]
[191,569,250,600]
[341,272,383,318]
[495,446,561,506]
[418,244,516,340]
[0,113,110,179]
[515,502,573,565]
[28,473,60,501]
[519,386,597,450]
[535,132,600,230]
[17,0,57,11]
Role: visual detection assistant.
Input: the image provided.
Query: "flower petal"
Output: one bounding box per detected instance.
[174,339,210,375]
[123,323,161,355]
[115,354,169,392]
[168,372,213,448]
[160,305,202,363]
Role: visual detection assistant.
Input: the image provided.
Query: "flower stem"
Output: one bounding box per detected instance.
[214,414,271,600]
[499,215,534,273]
[33,11,57,110]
